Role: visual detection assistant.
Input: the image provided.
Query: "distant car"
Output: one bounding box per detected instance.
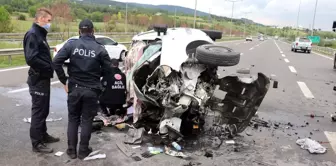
[291,37,312,53]
[245,36,253,41]
[259,37,264,41]
[275,36,279,40]
[53,35,128,63]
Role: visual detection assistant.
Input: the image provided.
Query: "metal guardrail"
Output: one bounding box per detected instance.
[0,42,131,65]
[312,46,335,56]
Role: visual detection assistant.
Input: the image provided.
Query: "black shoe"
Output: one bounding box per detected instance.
[43,134,60,143]
[78,147,93,160]
[32,143,53,153]
[66,149,77,159]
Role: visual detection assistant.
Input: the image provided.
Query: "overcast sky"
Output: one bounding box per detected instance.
[115,0,336,31]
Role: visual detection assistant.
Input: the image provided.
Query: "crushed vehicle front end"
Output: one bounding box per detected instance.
[126,27,274,144]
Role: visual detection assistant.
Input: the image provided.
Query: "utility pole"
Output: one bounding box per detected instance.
[194,0,197,28]
[209,8,213,29]
[125,2,128,33]
[296,0,302,36]
[225,0,243,37]
[243,12,251,37]
[311,0,318,36]
[174,7,177,28]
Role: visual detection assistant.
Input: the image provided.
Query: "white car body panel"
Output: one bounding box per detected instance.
[159,28,214,71]
[53,35,127,62]
[132,28,214,72]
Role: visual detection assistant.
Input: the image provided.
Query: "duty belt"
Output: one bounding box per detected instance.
[74,84,101,94]
[74,84,94,90]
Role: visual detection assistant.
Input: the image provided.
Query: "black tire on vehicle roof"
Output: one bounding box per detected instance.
[195,44,240,66]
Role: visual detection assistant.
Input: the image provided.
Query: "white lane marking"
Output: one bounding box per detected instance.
[274,42,282,52]
[297,81,315,99]
[0,66,29,73]
[280,51,283,54]
[284,58,290,63]
[282,54,286,57]
[288,66,297,73]
[7,81,61,94]
[324,131,336,154]
[312,51,334,60]
[249,47,254,50]
[256,44,260,47]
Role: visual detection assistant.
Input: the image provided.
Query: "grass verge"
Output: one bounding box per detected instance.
[0,55,26,68]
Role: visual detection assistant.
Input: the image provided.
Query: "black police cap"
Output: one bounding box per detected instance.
[79,19,94,29]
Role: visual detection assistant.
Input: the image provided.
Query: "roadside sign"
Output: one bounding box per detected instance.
[307,36,320,44]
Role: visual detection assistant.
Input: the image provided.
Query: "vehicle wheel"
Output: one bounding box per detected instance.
[294,49,297,52]
[307,50,311,54]
[196,44,240,66]
[119,51,126,61]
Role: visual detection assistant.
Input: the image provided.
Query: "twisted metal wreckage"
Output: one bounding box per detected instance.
[118,26,277,146]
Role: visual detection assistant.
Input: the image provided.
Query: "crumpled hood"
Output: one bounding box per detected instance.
[160,28,214,71]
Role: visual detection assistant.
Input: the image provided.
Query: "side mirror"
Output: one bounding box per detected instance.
[333,21,336,32]
[114,42,118,45]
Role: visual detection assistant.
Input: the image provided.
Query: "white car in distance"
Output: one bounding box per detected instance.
[53,35,128,63]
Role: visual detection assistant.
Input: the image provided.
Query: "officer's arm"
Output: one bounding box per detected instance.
[100,49,112,77]
[52,43,71,85]
[24,34,52,69]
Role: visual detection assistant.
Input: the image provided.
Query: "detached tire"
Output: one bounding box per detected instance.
[196,44,240,66]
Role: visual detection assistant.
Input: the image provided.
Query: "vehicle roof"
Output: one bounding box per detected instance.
[132,27,212,41]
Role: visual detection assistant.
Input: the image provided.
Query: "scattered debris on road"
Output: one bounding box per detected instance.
[83,153,106,161]
[54,151,64,157]
[331,114,336,122]
[305,114,324,118]
[225,140,235,144]
[23,117,62,123]
[296,138,327,154]
[124,127,145,145]
[165,146,190,159]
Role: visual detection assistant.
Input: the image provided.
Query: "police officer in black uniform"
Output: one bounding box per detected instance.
[53,19,111,159]
[99,58,127,117]
[23,8,60,154]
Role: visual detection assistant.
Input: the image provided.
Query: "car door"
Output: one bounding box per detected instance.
[96,37,122,59]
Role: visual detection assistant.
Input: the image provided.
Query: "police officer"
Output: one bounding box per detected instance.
[100,58,127,117]
[23,8,60,154]
[52,19,111,159]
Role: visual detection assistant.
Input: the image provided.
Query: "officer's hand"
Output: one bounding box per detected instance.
[64,84,68,93]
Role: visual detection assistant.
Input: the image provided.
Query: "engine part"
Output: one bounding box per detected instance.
[159,117,182,135]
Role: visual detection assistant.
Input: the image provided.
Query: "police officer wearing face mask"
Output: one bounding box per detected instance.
[53,19,111,160]
[23,7,59,154]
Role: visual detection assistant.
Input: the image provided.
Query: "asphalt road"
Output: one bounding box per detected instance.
[0,39,336,166]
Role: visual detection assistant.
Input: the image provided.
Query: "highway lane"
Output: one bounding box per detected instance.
[0,39,336,165]
[218,39,336,164]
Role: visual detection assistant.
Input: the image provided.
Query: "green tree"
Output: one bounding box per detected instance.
[28,5,38,17]
[117,12,122,20]
[0,6,13,33]
[3,5,13,14]
[74,8,88,20]
[90,12,104,22]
